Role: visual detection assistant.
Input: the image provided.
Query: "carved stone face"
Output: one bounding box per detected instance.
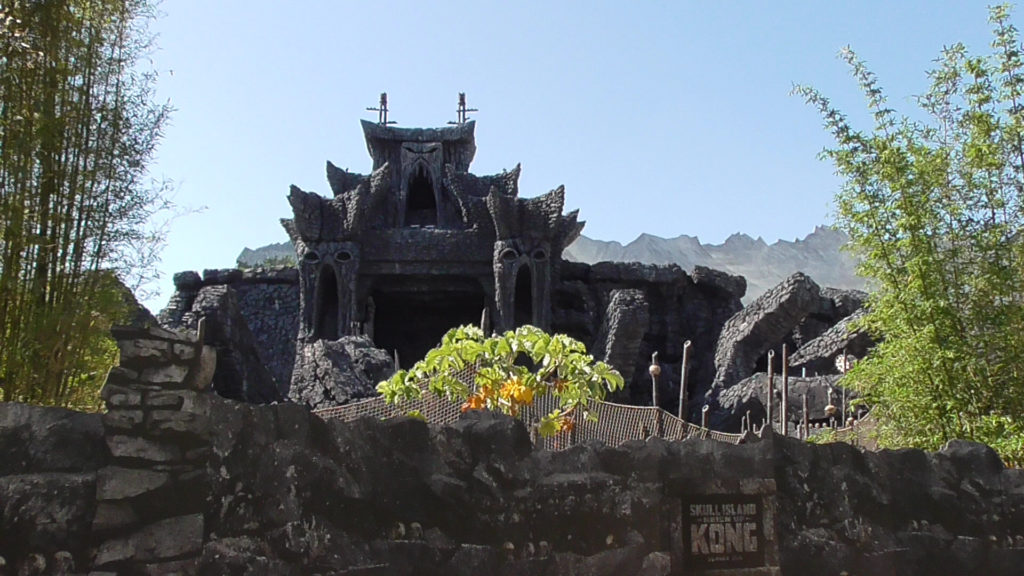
[400,142,444,227]
[400,141,443,176]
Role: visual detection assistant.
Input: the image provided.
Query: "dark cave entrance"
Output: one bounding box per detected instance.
[372,277,484,368]
[314,267,340,341]
[514,265,533,328]
[406,165,437,227]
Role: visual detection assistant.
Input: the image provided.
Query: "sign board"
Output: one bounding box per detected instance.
[683,494,766,570]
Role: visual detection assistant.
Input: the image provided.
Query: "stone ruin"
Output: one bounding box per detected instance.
[159,115,872,435]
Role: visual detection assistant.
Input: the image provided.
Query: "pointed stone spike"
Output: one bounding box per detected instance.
[480,307,491,335]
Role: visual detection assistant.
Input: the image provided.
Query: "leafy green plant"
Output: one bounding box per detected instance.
[806,428,839,445]
[377,325,624,437]
[794,4,1024,466]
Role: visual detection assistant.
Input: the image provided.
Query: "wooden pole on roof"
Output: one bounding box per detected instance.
[766,349,775,432]
[781,344,790,436]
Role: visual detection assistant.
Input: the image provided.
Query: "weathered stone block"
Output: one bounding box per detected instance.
[101,410,145,432]
[139,363,190,385]
[103,366,140,385]
[94,514,203,565]
[0,473,96,561]
[138,558,199,575]
[145,390,187,410]
[92,501,139,532]
[106,436,181,463]
[173,271,202,291]
[96,467,171,500]
[101,383,143,409]
[172,343,197,361]
[639,551,671,576]
[0,403,105,474]
[118,339,171,365]
[148,410,209,436]
[186,345,216,391]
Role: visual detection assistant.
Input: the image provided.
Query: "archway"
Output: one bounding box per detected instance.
[372,277,485,368]
[314,267,340,341]
[514,265,533,328]
[406,164,437,226]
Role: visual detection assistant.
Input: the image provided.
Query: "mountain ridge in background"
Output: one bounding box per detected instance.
[562,225,865,303]
[237,226,866,304]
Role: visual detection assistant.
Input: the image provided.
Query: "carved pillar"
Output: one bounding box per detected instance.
[529,241,552,332]
[296,241,361,342]
[493,240,519,333]
[492,239,552,333]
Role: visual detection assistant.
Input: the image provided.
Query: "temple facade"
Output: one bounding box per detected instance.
[159,107,762,418]
[282,119,583,367]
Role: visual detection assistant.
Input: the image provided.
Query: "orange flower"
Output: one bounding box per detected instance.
[514,386,534,405]
[461,393,486,413]
[498,377,535,406]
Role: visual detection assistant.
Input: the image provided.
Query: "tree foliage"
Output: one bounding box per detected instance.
[795,4,1024,465]
[0,0,172,410]
[377,325,625,437]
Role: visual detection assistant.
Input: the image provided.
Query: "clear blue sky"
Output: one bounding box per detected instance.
[145,0,1008,310]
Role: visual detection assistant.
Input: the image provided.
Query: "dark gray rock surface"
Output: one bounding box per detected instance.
[710,272,829,392]
[594,289,650,376]
[186,285,281,403]
[554,261,742,412]
[2,398,1023,575]
[0,404,106,571]
[289,336,394,410]
[197,400,1024,575]
[774,437,1024,576]
[707,373,852,433]
[789,308,874,376]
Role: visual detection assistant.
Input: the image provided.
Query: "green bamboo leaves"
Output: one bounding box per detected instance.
[0,0,172,410]
[795,4,1024,465]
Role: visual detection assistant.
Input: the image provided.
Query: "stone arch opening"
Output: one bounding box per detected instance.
[406,164,437,227]
[314,266,340,341]
[514,264,533,328]
[372,276,484,368]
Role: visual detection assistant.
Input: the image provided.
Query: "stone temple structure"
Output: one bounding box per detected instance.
[160,107,868,429]
[283,119,582,368]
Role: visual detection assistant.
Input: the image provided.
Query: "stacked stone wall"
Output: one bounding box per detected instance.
[89,322,216,575]
[1,318,1024,574]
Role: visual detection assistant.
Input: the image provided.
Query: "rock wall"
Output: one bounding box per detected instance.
[2,321,1023,575]
[159,260,746,414]
[0,403,105,573]
[159,267,299,395]
[553,261,744,414]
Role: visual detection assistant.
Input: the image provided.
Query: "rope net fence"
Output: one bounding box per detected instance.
[313,364,745,450]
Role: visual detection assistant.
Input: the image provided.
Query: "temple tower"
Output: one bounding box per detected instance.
[282,104,583,371]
